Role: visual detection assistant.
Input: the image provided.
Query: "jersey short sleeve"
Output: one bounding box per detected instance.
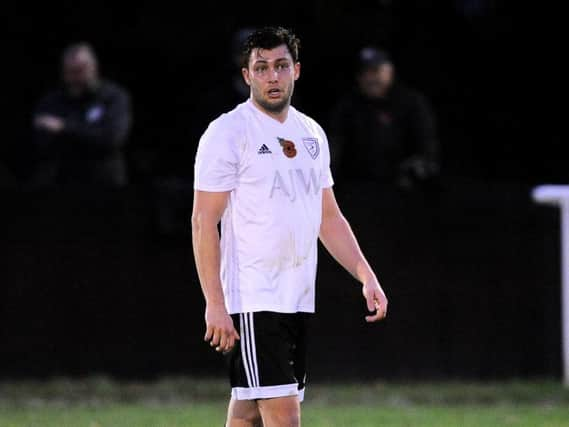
[194,116,242,192]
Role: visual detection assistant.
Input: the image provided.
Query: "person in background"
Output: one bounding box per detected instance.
[328,46,440,191]
[32,42,132,188]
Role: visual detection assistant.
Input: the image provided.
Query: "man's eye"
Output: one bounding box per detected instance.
[277,63,290,71]
[255,66,268,73]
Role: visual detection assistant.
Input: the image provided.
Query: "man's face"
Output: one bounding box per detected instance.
[358,63,394,98]
[62,50,98,97]
[242,44,300,114]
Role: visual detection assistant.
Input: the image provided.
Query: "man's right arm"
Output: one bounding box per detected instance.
[191,190,239,353]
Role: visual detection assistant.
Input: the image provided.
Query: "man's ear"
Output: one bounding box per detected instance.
[242,68,251,86]
[294,62,301,81]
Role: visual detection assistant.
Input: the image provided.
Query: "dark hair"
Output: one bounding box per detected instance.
[240,26,300,68]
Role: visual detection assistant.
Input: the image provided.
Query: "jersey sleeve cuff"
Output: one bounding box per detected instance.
[193,184,236,192]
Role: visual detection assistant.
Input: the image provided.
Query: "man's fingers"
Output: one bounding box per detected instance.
[365,311,383,322]
[365,293,375,312]
[217,333,227,352]
[226,326,241,350]
[227,336,234,351]
[226,334,235,352]
[210,329,221,347]
[378,294,388,317]
[365,304,386,322]
[210,327,240,352]
[365,294,388,322]
[204,325,213,341]
[205,317,240,352]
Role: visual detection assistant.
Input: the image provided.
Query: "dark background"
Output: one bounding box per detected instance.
[1,1,566,381]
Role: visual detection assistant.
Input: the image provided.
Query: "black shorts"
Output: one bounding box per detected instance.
[225,311,310,401]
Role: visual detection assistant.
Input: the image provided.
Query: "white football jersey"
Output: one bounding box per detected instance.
[194,99,334,314]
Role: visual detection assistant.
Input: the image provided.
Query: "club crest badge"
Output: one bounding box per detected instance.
[277,137,297,158]
[302,137,320,159]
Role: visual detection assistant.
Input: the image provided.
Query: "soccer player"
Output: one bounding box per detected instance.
[192,26,388,427]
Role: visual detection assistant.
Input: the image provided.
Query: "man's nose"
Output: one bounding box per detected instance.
[268,67,279,81]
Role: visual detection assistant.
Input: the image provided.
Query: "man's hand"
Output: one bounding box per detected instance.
[362,279,388,322]
[204,304,240,353]
[34,115,65,133]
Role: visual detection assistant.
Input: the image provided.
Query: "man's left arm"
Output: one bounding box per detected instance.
[319,187,388,322]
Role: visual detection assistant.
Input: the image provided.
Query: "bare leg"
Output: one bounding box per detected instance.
[226,398,263,427]
[257,396,300,427]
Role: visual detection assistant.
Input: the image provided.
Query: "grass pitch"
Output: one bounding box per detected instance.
[1,377,569,426]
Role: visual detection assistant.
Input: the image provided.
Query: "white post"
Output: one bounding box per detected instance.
[560,197,569,387]
[532,185,569,387]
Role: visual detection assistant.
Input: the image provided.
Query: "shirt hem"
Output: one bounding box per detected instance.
[227,306,315,315]
[194,184,235,192]
[231,383,304,401]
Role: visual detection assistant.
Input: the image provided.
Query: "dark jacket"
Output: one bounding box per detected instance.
[328,83,439,188]
[33,80,132,188]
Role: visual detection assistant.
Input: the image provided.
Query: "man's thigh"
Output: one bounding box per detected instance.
[227,398,262,427]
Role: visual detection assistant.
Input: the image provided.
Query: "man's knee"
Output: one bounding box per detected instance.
[228,412,262,426]
[269,411,300,427]
[258,396,300,427]
[227,399,262,426]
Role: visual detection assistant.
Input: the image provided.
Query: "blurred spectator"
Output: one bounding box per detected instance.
[32,43,132,188]
[328,46,440,191]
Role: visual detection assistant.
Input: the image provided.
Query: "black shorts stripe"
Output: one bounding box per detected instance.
[239,314,254,387]
[246,313,260,386]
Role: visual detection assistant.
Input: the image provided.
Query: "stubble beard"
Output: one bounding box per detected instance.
[253,83,294,114]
